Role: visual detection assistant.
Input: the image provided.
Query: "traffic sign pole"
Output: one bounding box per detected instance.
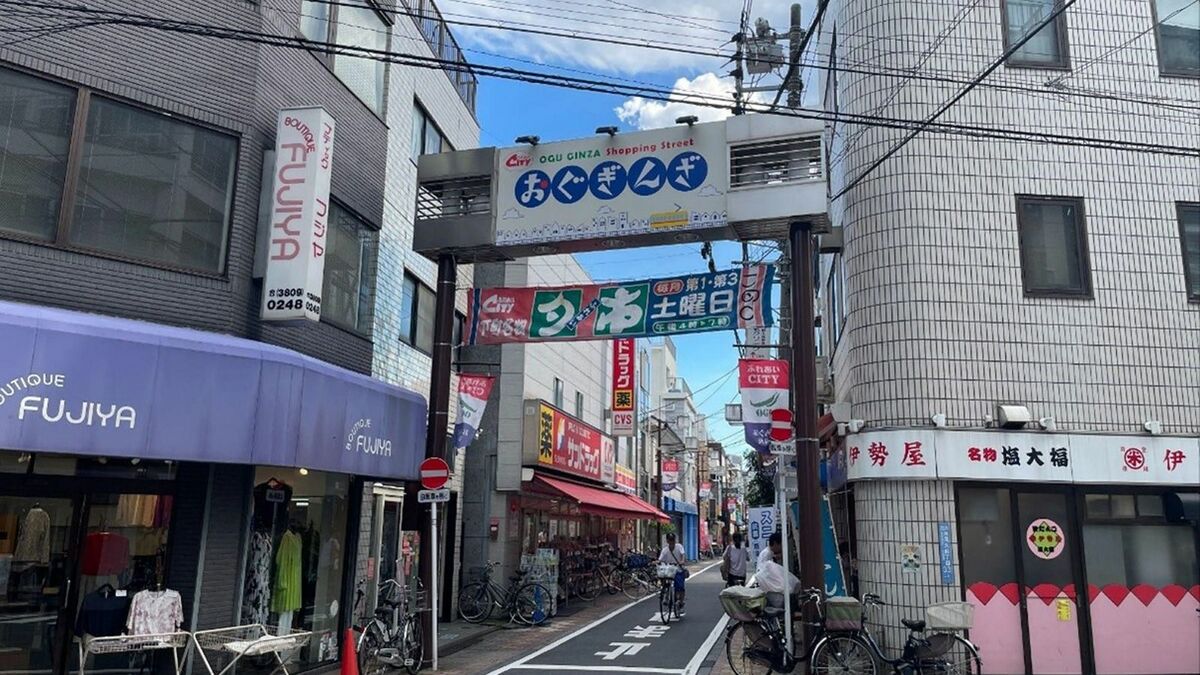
[431,498,439,671]
[770,406,794,653]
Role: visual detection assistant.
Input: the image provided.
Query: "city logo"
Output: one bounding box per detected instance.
[504,152,533,168]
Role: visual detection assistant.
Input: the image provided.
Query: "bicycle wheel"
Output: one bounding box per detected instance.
[513,582,553,626]
[658,583,674,624]
[457,582,493,623]
[922,634,981,675]
[724,622,773,675]
[603,569,620,595]
[810,634,877,675]
[401,615,424,674]
[357,623,387,675]
[577,571,600,601]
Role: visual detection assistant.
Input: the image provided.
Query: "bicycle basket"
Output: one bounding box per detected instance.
[656,563,678,579]
[926,601,974,631]
[719,586,766,622]
[625,553,649,569]
[912,632,957,660]
[824,596,863,631]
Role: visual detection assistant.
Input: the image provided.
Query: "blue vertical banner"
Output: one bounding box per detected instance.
[938,521,955,585]
[789,497,846,596]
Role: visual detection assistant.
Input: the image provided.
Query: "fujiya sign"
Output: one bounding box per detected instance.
[845,430,1198,486]
[494,121,728,247]
[262,107,336,323]
[1,372,137,429]
[345,418,392,457]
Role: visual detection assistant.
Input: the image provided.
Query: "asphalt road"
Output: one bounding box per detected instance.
[484,561,729,675]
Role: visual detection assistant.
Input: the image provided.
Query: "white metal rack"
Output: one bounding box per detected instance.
[77,631,192,675]
[191,625,311,675]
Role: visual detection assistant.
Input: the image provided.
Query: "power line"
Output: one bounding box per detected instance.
[1047,0,1200,84]
[769,0,830,110]
[434,0,730,43]
[832,0,1084,201]
[602,0,736,33]
[11,1,1197,160]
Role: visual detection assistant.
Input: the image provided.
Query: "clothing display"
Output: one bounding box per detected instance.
[125,588,182,635]
[116,495,159,528]
[270,530,302,614]
[253,479,293,532]
[81,532,131,576]
[13,507,50,564]
[75,587,131,638]
[241,531,273,625]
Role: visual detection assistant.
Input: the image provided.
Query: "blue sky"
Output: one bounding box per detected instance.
[439,1,803,459]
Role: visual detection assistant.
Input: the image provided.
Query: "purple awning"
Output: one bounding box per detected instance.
[0,300,426,481]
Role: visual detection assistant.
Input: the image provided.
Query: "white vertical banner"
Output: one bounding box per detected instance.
[261,107,335,322]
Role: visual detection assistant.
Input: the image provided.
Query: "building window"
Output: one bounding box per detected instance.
[0,68,237,274]
[575,391,584,418]
[398,272,437,353]
[0,69,74,242]
[243,468,349,668]
[1178,203,1200,301]
[321,203,378,334]
[1153,0,1200,76]
[1001,0,1070,68]
[299,0,389,113]
[1015,195,1092,297]
[553,378,564,409]
[409,102,450,163]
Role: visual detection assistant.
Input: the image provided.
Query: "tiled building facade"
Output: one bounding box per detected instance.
[815,1,1199,672]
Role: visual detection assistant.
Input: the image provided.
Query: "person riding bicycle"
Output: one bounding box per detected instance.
[658,532,687,617]
[722,532,750,587]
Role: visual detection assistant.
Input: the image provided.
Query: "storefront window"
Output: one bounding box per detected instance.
[242,468,349,667]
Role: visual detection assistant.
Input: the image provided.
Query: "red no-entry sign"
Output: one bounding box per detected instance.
[770,408,793,442]
[419,457,450,490]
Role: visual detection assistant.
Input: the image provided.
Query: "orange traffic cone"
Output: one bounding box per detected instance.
[341,628,360,675]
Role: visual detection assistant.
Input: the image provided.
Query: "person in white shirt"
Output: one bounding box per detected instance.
[757,531,782,569]
[722,532,751,587]
[658,533,688,617]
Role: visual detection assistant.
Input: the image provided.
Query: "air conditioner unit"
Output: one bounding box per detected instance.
[815,356,834,404]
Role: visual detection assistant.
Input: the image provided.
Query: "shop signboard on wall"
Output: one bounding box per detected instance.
[601,435,615,485]
[738,358,791,455]
[611,338,636,436]
[699,481,712,498]
[615,463,637,494]
[466,265,774,345]
[453,374,494,449]
[493,121,728,247]
[524,400,614,483]
[661,458,679,492]
[846,430,1198,487]
[261,107,335,323]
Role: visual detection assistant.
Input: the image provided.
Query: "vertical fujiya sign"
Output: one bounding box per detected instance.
[611,338,636,436]
[262,107,335,322]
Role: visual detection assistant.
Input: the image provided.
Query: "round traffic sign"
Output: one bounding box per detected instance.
[419,457,450,490]
[770,408,793,442]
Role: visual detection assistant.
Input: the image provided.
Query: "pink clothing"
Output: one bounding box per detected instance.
[126,589,183,635]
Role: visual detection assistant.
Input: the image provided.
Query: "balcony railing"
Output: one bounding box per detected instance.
[400,0,477,113]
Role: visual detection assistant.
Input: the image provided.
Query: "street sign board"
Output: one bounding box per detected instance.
[418,488,451,504]
[769,439,796,455]
[419,457,450,490]
[770,408,793,442]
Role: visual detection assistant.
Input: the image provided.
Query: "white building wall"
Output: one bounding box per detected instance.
[818,0,1200,434]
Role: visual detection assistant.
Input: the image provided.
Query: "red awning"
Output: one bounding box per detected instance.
[531,473,669,522]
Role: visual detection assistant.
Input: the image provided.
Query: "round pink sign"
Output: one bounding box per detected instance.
[1026,518,1065,559]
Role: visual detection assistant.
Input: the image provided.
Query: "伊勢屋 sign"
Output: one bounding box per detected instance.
[738,359,790,455]
[261,107,335,323]
[845,430,1198,486]
[467,265,774,345]
[523,400,615,484]
[494,122,728,247]
[611,339,636,436]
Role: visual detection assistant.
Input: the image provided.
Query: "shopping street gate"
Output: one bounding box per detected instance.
[412,114,829,262]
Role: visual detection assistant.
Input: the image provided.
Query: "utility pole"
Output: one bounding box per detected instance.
[789,221,822,646]
[655,418,663,544]
[786,3,804,109]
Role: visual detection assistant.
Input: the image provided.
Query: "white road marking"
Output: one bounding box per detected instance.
[508,666,683,673]
[682,613,730,675]
[624,625,669,639]
[595,642,651,660]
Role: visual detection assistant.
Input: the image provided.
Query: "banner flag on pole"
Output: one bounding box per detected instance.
[453,374,495,449]
[738,358,790,454]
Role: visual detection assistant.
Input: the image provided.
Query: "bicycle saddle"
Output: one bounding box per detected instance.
[763,606,786,617]
[902,618,926,632]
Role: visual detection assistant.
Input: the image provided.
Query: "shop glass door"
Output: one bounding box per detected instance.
[1081,492,1200,675]
[1015,491,1083,675]
[0,496,78,675]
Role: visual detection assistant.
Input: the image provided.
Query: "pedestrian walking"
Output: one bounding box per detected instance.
[721,532,750,587]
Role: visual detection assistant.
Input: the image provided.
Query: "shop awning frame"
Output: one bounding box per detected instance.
[531,473,669,522]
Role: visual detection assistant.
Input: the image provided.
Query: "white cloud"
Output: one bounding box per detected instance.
[615,72,761,130]
[438,1,806,76]
[501,208,523,220]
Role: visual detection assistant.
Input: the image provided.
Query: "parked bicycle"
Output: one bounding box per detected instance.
[458,560,552,626]
[723,588,982,674]
[620,551,657,599]
[354,578,425,675]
